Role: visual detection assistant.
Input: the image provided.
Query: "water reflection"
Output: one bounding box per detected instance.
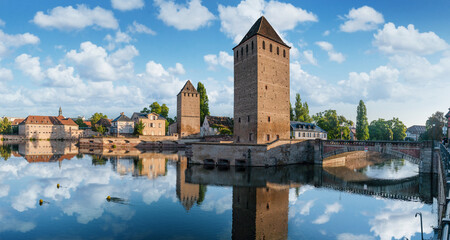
[0,142,438,240]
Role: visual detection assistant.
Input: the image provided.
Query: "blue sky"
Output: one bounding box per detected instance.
[0,0,449,126]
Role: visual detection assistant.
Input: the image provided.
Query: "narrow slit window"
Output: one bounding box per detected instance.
[277,47,279,55]
[283,49,286,57]
[270,44,272,52]
[263,41,265,50]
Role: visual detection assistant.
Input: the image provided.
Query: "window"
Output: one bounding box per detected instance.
[303,133,305,137]
[247,115,250,122]
[184,93,186,96]
[236,51,238,60]
[283,49,286,57]
[249,133,253,141]
[238,117,241,123]
[241,47,243,57]
[265,85,268,90]
[267,134,270,141]
[268,116,270,122]
[246,44,248,54]
[298,132,301,137]
[277,135,279,140]
[237,136,240,142]
[270,44,272,52]
[251,41,254,52]
[158,123,161,128]
[263,41,265,49]
[277,47,279,55]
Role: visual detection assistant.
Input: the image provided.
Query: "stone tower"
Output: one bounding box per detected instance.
[58,106,62,117]
[177,80,200,137]
[233,16,290,144]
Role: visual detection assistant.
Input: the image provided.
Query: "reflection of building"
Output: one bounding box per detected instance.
[138,154,167,179]
[233,16,290,144]
[110,112,134,135]
[177,80,200,137]
[405,125,426,141]
[131,112,166,136]
[18,108,81,140]
[233,186,289,240]
[176,157,199,211]
[200,116,233,136]
[290,121,327,140]
[18,140,78,163]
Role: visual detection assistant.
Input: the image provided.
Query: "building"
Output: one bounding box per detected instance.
[110,113,134,135]
[349,127,357,140]
[168,122,178,136]
[177,80,200,137]
[290,121,327,140]
[405,125,426,141]
[131,112,166,136]
[96,118,112,131]
[233,16,290,144]
[18,108,81,139]
[446,108,450,138]
[176,156,200,211]
[200,116,233,136]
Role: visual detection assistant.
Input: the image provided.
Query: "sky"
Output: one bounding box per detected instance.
[0,0,449,126]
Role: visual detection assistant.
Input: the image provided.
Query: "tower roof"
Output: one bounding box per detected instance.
[177,80,198,96]
[234,16,290,49]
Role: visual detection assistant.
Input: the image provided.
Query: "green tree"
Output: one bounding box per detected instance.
[356,100,369,140]
[369,119,393,140]
[313,110,351,140]
[75,118,88,128]
[421,111,446,140]
[141,107,150,114]
[134,120,145,135]
[0,145,11,161]
[150,102,161,114]
[290,102,294,121]
[96,125,107,135]
[389,118,407,141]
[197,185,207,205]
[90,113,108,125]
[161,104,169,118]
[0,118,12,134]
[197,82,210,125]
[294,93,312,123]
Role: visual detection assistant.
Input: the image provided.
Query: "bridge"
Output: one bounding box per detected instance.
[189,139,438,173]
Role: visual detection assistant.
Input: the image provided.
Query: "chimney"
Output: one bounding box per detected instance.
[121,112,124,115]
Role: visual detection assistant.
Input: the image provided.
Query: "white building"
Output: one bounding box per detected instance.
[290,121,327,140]
[200,116,233,136]
[405,125,426,141]
[110,113,134,135]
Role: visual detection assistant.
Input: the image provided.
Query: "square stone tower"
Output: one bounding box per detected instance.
[233,16,290,144]
[177,80,200,137]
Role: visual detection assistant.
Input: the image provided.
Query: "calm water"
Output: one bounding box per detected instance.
[0,142,438,240]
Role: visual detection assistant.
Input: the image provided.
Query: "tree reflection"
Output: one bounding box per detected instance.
[0,145,12,161]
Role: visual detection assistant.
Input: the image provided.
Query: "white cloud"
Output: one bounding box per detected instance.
[373,22,448,55]
[66,41,138,81]
[105,31,133,50]
[33,5,118,30]
[146,61,169,78]
[15,54,44,81]
[168,63,186,75]
[323,30,330,36]
[313,202,342,224]
[155,0,215,31]
[127,21,156,35]
[303,50,317,65]
[316,41,345,63]
[0,30,39,57]
[337,233,375,240]
[340,6,384,32]
[111,0,144,11]
[218,0,317,43]
[0,68,13,81]
[0,19,5,27]
[46,64,82,88]
[204,51,233,70]
[300,200,315,215]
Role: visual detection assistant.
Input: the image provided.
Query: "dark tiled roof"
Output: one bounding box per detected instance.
[290,121,326,133]
[132,112,166,121]
[205,116,233,128]
[97,118,112,127]
[178,80,198,95]
[112,114,133,122]
[406,125,426,134]
[235,16,290,49]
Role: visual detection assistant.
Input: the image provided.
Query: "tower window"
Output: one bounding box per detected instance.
[268,116,270,122]
[236,51,238,60]
[247,115,250,122]
[238,117,241,123]
[267,134,270,141]
[265,85,267,90]
[270,44,272,52]
[251,41,254,52]
[277,135,279,140]
[249,133,253,141]
[277,47,279,55]
[246,44,248,54]
[283,49,286,58]
[263,41,265,50]
[241,47,243,57]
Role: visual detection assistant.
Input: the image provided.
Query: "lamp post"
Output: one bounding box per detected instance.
[415,212,424,240]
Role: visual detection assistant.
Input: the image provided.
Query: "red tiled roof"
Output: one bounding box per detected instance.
[84,121,92,127]
[12,118,25,126]
[20,115,78,126]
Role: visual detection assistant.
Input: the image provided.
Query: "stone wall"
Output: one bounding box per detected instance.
[79,136,183,151]
[177,89,200,137]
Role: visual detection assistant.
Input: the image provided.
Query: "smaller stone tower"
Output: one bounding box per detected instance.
[58,106,62,117]
[177,80,200,137]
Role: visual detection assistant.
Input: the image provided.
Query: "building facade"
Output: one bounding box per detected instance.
[177,80,200,137]
[131,112,166,136]
[200,116,233,136]
[18,110,81,140]
[446,108,450,139]
[405,125,426,141]
[290,121,327,140]
[233,16,290,144]
[110,113,134,135]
